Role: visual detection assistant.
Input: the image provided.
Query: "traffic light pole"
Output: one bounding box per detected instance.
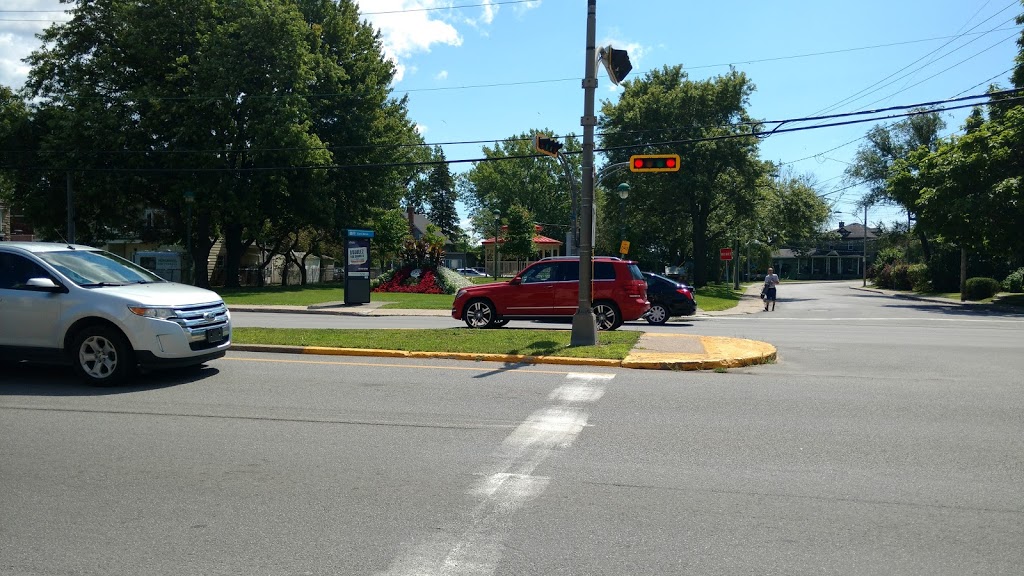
[556,152,579,256]
[571,0,600,346]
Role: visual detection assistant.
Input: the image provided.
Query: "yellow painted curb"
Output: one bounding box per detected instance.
[231,337,776,371]
[622,335,776,371]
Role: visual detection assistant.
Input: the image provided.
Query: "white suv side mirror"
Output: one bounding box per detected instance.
[25,277,67,293]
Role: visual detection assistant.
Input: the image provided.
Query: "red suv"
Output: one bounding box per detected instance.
[451,256,649,330]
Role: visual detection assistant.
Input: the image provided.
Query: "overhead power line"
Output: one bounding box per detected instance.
[5,90,1021,173]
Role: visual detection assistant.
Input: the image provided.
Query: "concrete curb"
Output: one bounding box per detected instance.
[230,333,777,372]
[849,285,1024,312]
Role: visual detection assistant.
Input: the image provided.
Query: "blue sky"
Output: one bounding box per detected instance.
[3,0,1022,234]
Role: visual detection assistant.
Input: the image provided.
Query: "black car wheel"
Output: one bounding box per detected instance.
[464,299,497,328]
[593,302,622,331]
[490,319,510,328]
[646,303,670,325]
[71,324,135,386]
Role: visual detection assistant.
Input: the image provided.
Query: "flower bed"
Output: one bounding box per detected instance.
[373,267,444,294]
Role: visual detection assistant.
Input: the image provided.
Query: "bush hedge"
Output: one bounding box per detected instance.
[964,277,1002,301]
[1003,268,1024,293]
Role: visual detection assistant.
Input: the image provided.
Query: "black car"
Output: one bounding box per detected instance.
[641,272,697,324]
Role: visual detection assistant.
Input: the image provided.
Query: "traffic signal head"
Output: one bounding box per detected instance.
[629,154,680,173]
[600,46,633,86]
[534,134,563,158]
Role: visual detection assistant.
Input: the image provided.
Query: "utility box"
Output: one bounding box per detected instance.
[344,229,374,305]
[133,251,182,282]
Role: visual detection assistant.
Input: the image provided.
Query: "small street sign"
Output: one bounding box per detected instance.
[619,240,630,255]
[720,248,733,261]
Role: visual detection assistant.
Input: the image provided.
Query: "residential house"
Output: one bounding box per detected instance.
[771,221,878,280]
[482,225,564,277]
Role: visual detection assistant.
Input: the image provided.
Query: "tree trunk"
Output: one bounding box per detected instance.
[223,223,244,289]
[691,212,710,287]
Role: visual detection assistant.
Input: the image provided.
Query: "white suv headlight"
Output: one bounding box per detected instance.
[128,306,178,320]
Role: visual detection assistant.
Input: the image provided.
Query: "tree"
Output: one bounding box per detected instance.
[845,110,946,260]
[424,146,460,240]
[755,170,832,249]
[599,66,764,286]
[368,207,414,269]
[501,204,536,266]
[461,130,579,244]
[14,0,420,287]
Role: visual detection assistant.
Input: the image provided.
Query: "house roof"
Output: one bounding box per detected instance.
[481,234,563,246]
[835,222,878,240]
[408,212,449,244]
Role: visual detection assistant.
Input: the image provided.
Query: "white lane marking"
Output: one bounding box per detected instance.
[549,383,606,404]
[377,374,610,576]
[566,372,616,381]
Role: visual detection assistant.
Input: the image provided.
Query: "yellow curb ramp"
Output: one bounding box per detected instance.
[231,335,776,371]
[622,335,776,371]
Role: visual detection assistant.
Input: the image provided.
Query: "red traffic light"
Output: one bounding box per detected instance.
[629,154,681,173]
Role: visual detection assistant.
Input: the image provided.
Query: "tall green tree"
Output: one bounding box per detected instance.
[844,110,945,260]
[501,203,536,266]
[460,131,580,246]
[16,0,419,287]
[599,66,764,286]
[424,146,460,240]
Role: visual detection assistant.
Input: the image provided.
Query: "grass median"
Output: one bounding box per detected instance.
[232,327,642,359]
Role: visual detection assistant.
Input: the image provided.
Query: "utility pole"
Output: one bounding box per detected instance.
[863,203,868,287]
[570,0,600,346]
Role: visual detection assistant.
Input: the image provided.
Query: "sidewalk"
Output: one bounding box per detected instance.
[228,284,778,371]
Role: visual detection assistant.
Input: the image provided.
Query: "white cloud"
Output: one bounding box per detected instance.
[415,123,428,135]
[363,1,463,83]
[0,0,67,89]
[434,70,448,81]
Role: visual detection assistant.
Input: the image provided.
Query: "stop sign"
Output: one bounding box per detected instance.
[720,248,733,261]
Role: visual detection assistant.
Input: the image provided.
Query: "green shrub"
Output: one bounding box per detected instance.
[892,264,912,291]
[875,264,894,289]
[964,277,1002,301]
[874,247,904,268]
[436,267,473,294]
[1003,268,1024,293]
[907,263,930,292]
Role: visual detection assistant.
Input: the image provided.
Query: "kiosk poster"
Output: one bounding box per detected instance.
[347,239,370,278]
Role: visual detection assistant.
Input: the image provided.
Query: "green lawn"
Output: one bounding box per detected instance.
[216,282,346,306]
[233,327,640,359]
[694,283,752,312]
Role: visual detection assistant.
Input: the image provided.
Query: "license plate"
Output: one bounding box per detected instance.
[206,327,224,343]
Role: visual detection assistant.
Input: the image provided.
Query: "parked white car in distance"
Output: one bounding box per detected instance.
[0,242,231,386]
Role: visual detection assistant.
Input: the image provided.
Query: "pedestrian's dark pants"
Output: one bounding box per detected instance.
[764,286,776,310]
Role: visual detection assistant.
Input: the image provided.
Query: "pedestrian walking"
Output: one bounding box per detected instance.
[762,267,780,311]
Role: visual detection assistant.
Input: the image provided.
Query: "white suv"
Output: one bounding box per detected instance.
[0,242,231,385]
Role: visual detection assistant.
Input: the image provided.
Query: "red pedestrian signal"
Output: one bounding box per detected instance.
[629,154,680,173]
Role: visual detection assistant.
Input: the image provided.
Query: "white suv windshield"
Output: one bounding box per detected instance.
[37,249,166,286]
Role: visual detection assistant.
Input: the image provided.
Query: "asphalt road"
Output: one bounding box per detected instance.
[2,282,1022,575]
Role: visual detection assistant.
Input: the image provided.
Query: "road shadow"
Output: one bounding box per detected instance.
[0,362,221,397]
[877,300,1024,318]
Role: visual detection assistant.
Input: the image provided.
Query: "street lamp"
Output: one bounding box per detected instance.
[184,190,195,285]
[492,209,501,280]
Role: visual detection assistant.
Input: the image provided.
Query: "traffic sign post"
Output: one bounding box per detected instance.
[720,247,733,285]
